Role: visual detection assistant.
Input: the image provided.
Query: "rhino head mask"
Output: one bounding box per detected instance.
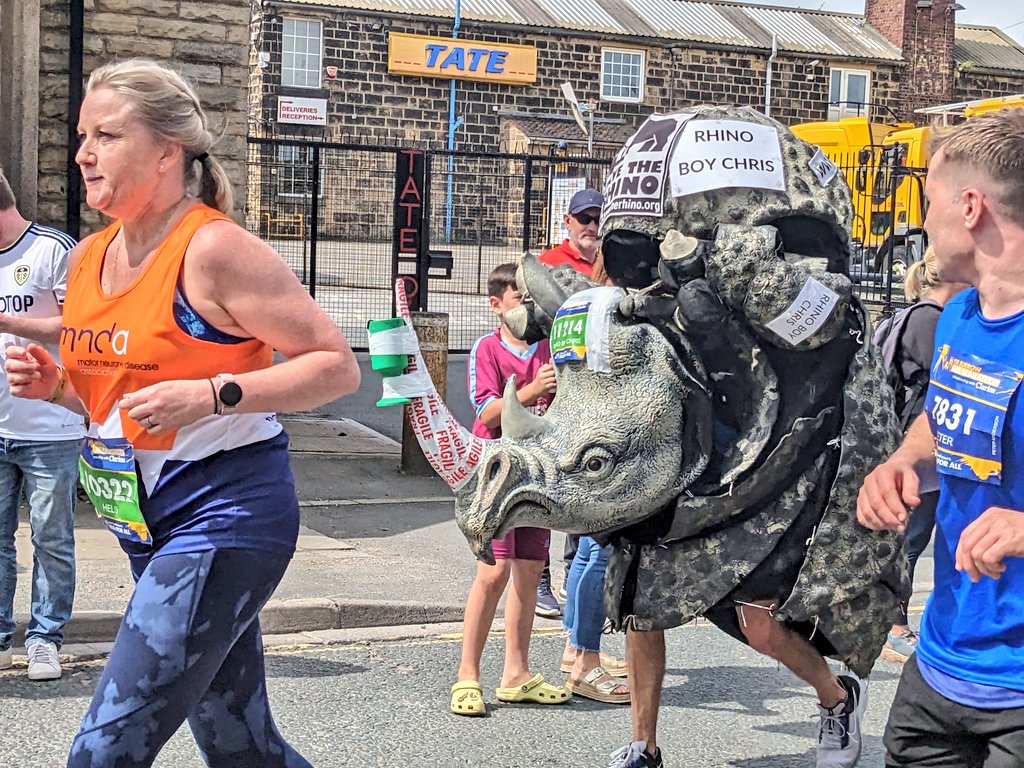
[457,298,713,562]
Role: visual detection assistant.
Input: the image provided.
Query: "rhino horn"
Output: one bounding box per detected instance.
[500,376,546,439]
[393,278,490,493]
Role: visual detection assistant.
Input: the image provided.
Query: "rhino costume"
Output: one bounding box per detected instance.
[385,105,909,679]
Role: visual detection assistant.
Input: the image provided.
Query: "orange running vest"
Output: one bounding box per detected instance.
[61,204,273,452]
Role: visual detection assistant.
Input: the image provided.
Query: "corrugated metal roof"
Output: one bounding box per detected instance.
[505,115,636,144]
[623,0,753,46]
[955,25,1024,73]
[290,0,529,24]
[532,0,625,34]
[276,0,906,61]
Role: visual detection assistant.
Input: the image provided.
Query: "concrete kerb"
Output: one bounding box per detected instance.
[14,621,474,667]
[46,598,466,649]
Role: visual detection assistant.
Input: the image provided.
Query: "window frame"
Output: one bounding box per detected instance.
[600,47,646,104]
[828,68,872,120]
[281,17,323,90]
[274,144,324,199]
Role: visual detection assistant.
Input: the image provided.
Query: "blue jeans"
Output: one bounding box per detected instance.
[563,535,611,653]
[0,437,81,650]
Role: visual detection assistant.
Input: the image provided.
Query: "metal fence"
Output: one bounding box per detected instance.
[245,137,610,350]
[245,137,920,349]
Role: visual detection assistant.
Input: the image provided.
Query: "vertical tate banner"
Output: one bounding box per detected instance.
[393,149,426,311]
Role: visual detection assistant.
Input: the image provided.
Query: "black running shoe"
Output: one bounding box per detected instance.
[605,742,663,768]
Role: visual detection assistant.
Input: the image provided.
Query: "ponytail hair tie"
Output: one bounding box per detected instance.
[195,152,210,164]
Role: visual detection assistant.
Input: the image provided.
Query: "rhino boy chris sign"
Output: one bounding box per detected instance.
[669,120,785,198]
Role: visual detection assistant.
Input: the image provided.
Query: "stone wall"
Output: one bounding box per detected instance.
[866,0,958,120]
[250,10,904,243]
[954,68,1024,104]
[34,0,250,233]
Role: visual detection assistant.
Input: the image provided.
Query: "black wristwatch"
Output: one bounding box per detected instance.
[216,373,243,414]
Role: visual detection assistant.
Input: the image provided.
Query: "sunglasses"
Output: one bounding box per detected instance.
[573,211,600,226]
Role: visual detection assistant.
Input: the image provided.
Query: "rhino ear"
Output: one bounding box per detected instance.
[501,376,546,439]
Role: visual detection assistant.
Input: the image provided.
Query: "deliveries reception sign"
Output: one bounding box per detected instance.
[277,96,327,126]
[388,32,536,85]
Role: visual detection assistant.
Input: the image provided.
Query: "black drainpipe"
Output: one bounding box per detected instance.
[66,0,84,237]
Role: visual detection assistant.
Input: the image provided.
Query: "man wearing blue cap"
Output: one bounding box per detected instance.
[540,188,604,279]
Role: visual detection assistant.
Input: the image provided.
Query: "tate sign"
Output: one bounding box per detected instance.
[388,33,537,85]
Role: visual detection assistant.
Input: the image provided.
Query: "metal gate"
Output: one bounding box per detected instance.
[245,137,916,348]
[245,137,610,351]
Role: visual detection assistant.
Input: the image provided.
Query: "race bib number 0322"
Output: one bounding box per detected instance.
[927,345,1024,485]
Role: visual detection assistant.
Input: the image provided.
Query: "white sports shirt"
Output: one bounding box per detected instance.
[0,223,85,440]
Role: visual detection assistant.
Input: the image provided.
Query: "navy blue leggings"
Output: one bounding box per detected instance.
[68,549,311,768]
[898,490,939,626]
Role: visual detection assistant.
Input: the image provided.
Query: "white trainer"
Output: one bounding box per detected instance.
[816,672,868,768]
[0,645,12,670]
[26,641,62,681]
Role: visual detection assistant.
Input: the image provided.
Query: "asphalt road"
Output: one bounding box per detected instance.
[0,624,907,768]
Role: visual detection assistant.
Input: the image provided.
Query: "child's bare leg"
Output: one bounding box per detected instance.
[500,558,544,688]
[457,559,511,682]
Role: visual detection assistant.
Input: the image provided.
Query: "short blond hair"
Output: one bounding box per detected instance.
[929,108,1024,226]
[87,59,233,213]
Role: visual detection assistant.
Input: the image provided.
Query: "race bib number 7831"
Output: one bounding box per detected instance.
[927,345,1023,485]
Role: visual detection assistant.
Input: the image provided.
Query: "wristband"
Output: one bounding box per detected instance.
[46,366,68,404]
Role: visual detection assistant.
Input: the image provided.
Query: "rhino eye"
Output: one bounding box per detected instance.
[580,449,614,479]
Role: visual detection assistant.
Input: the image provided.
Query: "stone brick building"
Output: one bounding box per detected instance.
[250,0,1024,153]
[0,0,250,232]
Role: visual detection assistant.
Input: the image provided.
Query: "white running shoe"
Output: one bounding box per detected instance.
[27,641,62,681]
[0,645,12,670]
[816,672,868,767]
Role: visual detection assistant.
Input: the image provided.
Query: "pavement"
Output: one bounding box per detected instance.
[9,354,935,664]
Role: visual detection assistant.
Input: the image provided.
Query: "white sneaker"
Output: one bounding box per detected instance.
[26,641,62,681]
[0,646,11,670]
[816,672,868,767]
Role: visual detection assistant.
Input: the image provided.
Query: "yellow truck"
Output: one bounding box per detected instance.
[791,94,1023,280]
[790,115,927,278]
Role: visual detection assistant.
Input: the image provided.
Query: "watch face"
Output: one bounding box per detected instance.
[219,381,243,407]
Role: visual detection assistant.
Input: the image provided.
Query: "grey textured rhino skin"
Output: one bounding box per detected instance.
[451,105,909,679]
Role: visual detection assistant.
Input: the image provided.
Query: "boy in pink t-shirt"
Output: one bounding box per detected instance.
[450,263,569,716]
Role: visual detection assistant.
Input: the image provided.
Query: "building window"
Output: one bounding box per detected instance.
[282,18,322,89]
[828,68,871,120]
[275,145,321,197]
[601,48,645,103]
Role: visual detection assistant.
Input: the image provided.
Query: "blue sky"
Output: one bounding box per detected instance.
[726,0,1024,47]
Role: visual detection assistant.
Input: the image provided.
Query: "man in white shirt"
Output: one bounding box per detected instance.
[0,169,84,680]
